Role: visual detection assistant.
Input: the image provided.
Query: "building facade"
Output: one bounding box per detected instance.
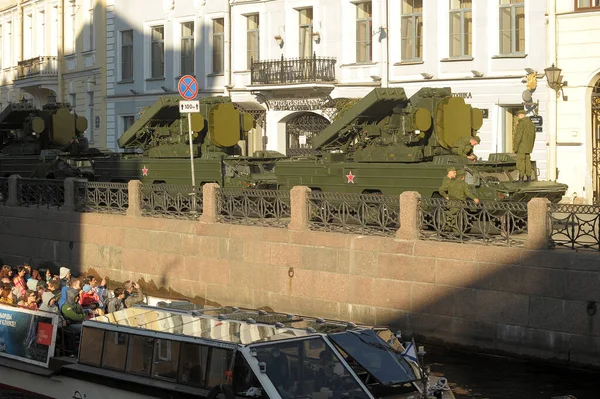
[0,0,107,148]
[554,0,600,204]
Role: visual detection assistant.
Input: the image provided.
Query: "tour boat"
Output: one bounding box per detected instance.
[0,302,453,398]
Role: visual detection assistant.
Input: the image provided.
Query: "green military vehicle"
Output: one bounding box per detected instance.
[275,88,568,203]
[0,100,100,179]
[92,96,284,188]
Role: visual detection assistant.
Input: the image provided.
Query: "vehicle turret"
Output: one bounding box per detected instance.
[117,96,255,159]
[0,100,91,155]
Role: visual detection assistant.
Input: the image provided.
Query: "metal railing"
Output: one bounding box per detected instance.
[17,178,64,208]
[217,188,291,228]
[251,53,336,85]
[0,177,8,204]
[419,198,528,246]
[75,181,129,214]
[548,203,600,251]
[17,56,59,79]
[141,184,202,219]
[308,192,400,237]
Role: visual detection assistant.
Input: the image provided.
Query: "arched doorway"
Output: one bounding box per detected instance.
[593,80,600,204]
[285,112,330,156]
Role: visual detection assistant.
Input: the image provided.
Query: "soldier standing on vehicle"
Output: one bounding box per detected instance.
[439,167,457,200]
[452,136,480,161]
[513,109,536,182]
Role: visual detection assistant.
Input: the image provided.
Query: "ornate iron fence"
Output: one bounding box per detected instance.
[251,54,336,85]
[419,198,528,246]
[141,184,203,219]
[218,188,291,228]
[0,177,8,204]
[548,204,600,251]
[17,178,64,208]
[75,181,129,214]
[307,192,400,236]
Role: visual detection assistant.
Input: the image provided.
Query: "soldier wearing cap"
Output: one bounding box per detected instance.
[452,135,481,161]
[513,109,536,182]
[448,170,480,203]
[439,166,457,200]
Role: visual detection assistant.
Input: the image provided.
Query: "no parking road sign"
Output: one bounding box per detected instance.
[178,75,199,101]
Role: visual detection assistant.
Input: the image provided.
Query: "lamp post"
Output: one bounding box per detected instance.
[544,63,567,182]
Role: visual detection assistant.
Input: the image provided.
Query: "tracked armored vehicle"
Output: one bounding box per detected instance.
[275,88,568,202]
[93,96,284,188]
[0,100,101,179]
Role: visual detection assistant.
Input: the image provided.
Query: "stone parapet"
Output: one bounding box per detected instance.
[288,186,311,231]
[126,180,143,217]
[200,183,220,223]
[397,191,420,240]
[525,197,550,250]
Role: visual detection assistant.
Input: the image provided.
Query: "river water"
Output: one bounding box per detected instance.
[427,345,600,399]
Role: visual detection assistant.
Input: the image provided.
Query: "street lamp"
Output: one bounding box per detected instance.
[544,63,567,100]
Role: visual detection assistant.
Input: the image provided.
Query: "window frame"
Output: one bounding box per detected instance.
[86,0,94,52]
[180,21,194,76]
[212,18,225,74]
[246,13,260,69]
[120,29,134,82]
[401,0,423,62]
[122,115,134,134]
[448,0,472,58]
[298,8,313,60]
[150,25,165,79]
[356,2,373,63]
[574,0,600,11]
[498,0,525,55]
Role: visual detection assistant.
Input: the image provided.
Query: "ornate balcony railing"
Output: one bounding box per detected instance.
[217,188,291,228]
[141,184,203,219]
[548,203,600,251]
[251,53,336,85]
[75,181,129,214]
[17,178,64,208]
[308,192,400,237]
[419,199,528,247]
[17,56,58,79]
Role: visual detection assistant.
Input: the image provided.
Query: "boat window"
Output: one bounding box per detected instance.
[152,339,180,381]
[253,338,369,399]
[78,327,105,367]
[207,347,234,388]
[232,351,269,398]
[126,335,154,376]
[102,331,129,371]
[178,343,210,387]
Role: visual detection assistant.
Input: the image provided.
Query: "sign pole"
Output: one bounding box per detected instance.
[178,75,200,214]
[188,114,196,188]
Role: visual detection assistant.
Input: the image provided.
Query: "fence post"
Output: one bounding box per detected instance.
[288,186,311,231]
[61,177,78,212]
[200,183,220,223]
[6,175,20,207]
[396,191,421,240]
[126,180,143,218]
[525,197,550,250]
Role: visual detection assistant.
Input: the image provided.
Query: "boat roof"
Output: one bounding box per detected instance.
[86,304,372,347]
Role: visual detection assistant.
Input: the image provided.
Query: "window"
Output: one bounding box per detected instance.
[246,14,259,69]
[0,25,3,69]
[212,18,224,74]
[51,6,58,56]
[122,115,134,133]
[126,335,154,376]
[38,11,45,55]
[71,3,76,53]
[24,14,32,59]
[499,0,525,55]
[181,22,194,76]
[86,1,94,51]
[78,327,104,366]
[401,0,423,61]
[207,348,233,388]
[152,340,180,380]
[102,331,129,371]
[6,22,12,66]
[151,25,164,78]
[86,92,94,143]
[299,8,313,59]
[178,343,209,387]
[356,2,372,63]
[576,0,600,9]
[449,1,472,57]
[121,30,133,81]
[69,93,76,111]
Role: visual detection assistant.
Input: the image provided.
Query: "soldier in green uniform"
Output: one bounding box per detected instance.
[513,109,536,182]
[443,169,479,232]
[452,136,481,161]
[439,166,456,199]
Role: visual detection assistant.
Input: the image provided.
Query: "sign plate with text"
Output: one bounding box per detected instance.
[179,101,200,113]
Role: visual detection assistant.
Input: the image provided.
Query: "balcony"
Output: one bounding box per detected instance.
[251,53,336,86]
[17,56,58,80]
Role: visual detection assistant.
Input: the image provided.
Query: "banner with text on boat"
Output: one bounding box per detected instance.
[0,304,59,368]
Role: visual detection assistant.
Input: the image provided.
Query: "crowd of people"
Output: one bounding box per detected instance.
[0,261,144,334]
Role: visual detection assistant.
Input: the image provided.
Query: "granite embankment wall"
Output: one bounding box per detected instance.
[0,205,599,368]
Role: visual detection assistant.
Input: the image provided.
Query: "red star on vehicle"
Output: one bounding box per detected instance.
[346,171,355,184]
[142,166,148,176]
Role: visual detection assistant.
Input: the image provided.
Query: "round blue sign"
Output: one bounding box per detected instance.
[178,75,199,100]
